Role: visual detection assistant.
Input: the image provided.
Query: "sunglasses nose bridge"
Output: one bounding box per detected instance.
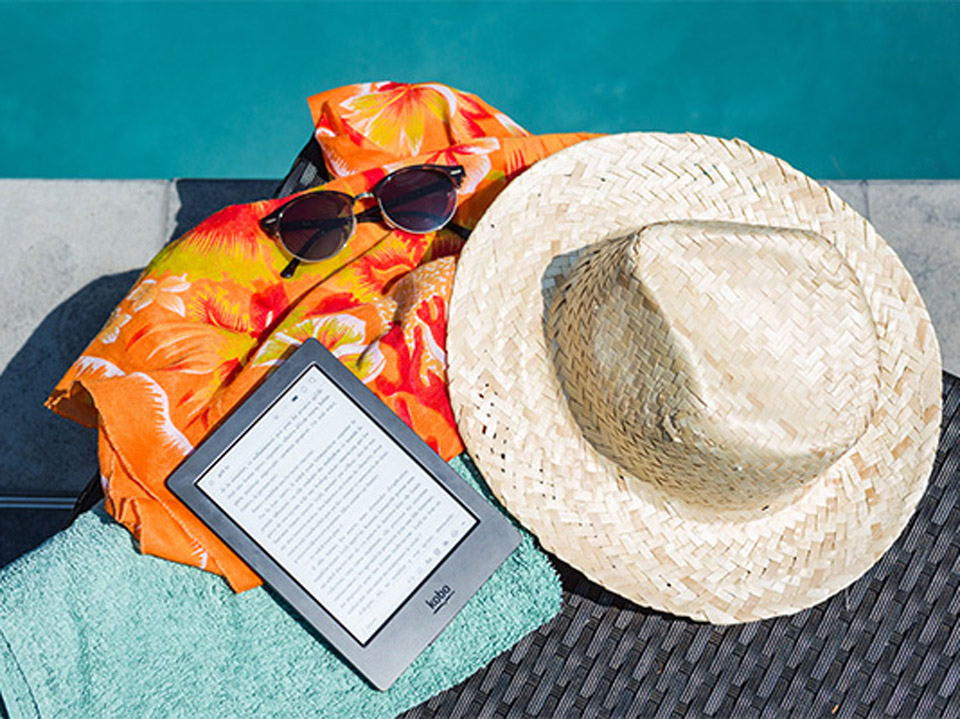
[354,191,377,214]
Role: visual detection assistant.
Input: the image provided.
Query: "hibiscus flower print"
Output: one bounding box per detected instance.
[451,88,529,140]
[339,82,460,157]
[251,314,364,365]
[187,282,288,341]
[100,308,131,345]
[178,202,276,264]
[126,274,190,316]
[74,355,125,380]
[252,314,385,385]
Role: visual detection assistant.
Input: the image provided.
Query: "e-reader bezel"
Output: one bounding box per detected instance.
[166,338,520,690]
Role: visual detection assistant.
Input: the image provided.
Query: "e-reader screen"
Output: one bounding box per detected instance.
[195,365,477,644]
[167,338,520,690]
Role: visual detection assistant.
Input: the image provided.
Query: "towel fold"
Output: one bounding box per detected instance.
[0,455,560,719]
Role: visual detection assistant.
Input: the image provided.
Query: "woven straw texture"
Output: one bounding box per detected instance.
[400,372,960,718]
[446,133,941,623]
[546,221,880,512]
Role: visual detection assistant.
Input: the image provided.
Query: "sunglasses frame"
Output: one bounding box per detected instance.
[261,164,467,278]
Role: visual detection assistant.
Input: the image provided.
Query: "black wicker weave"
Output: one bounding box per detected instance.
[400,372,960,718]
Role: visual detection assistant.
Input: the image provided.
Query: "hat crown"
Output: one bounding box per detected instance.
[547,221,882,510]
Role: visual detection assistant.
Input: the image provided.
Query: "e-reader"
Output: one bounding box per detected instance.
[166,338,520,690]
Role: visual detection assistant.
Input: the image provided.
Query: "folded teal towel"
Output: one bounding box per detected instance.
[0,455,560,719]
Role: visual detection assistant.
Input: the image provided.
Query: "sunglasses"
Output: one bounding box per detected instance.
[260,164,467,278]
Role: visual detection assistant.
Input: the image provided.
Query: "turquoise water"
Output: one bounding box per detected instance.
[1,1,958,180]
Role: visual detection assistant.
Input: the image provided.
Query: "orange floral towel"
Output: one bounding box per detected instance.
[47,81,597,591]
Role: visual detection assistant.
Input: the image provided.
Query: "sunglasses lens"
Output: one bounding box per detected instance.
[377,167,458,233]
[277,193,354,261]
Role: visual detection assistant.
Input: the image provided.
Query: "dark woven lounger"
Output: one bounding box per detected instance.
[399,374,960,719]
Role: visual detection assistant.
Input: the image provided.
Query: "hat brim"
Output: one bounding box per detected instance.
[447,132,942,623]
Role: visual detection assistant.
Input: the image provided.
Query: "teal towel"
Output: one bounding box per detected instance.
[0,455,561,719]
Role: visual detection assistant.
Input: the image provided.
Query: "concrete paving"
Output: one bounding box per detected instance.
[867,181,960,373]
[0,178,957,566]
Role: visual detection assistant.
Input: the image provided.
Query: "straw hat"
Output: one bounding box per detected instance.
[446,132,942,623]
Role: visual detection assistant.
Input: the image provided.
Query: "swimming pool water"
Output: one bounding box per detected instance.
[1,1,958,180]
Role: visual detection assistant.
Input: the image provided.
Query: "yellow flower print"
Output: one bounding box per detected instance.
[253,314,366,366]
[252,314,385,384]
[339,82,460,157]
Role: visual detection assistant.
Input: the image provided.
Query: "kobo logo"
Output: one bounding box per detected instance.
[425,585,455,614]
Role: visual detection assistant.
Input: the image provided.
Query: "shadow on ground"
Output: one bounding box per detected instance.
[0,270,142,496]
[0,270,139,564]
[0,179,279,568]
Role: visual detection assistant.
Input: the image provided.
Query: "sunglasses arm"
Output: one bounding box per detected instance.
[280,258,300,279]
[279,225,333,279]
[261,211,303,278]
